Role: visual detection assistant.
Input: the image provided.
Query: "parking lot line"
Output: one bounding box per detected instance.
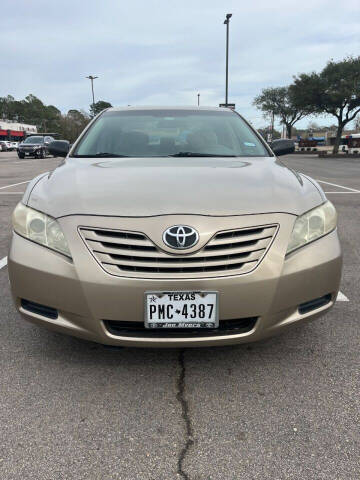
[316,180,360,193]
[324,191,360,194]
[0,256,7,270]
[336,291,349,302]
[0,180,30,191]
[12,160,42,164]
[0,192,24,195]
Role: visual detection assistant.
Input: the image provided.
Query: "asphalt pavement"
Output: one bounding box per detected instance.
[0,151,358,479]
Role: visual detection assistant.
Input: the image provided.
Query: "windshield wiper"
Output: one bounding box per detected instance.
[72,153,130,158]
[169,152,237,157]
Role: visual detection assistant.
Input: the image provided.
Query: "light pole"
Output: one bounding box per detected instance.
[223,13,232,106]
[197,93,200,106]
[86,75,98,115]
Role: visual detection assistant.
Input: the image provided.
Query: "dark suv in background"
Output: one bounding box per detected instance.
[17,135,55,159]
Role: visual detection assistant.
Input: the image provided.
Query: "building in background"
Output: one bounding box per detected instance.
[0,120,37,141]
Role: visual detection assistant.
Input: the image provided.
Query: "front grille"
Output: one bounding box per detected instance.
[103,317,258,338]
[79,224,278,278]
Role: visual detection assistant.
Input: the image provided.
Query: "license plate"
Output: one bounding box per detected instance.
[145,291,218,329]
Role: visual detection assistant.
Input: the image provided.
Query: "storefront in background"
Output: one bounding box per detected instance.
[0,129,26,141]
[0,121,37,140]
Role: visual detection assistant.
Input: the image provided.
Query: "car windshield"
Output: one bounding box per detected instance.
[72,109,270,158]
[23,136,44,144]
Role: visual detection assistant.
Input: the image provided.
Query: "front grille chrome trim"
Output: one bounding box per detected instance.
[79,223,279,279]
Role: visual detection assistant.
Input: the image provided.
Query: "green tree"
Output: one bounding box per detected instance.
[0,94,91,141]
[59,109,90,142]
[291,56,360,153]
[253,86,309,139]
[0,94,50,129]
[0,95,20,120]
[42,105,62,132]
[257,127,281,140]
[90,100,112,117]
[22,94,46,128]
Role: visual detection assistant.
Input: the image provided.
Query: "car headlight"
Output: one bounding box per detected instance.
[12,203,72,258]
[287,201,337,254]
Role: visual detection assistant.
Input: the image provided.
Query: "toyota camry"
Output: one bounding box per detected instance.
[8,106,342,347]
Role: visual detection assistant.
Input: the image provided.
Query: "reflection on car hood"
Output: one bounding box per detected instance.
[25,157,324,218]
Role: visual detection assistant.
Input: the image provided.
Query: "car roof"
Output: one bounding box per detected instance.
[106,106,233,113]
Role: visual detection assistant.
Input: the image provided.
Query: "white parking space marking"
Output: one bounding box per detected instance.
[324,191,360,194]
[337,291,349,302]
[0,256,7,270]
[0,180,30,191]
[12,160,43,165]
[316,180,360,193]
[0,192,24,195]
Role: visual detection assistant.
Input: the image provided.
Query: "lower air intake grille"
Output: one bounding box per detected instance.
[103,317,258,338]
[21,299,58,319]
[298,294,332,314]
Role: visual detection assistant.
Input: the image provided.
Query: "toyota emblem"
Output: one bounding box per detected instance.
[163,225,199,250]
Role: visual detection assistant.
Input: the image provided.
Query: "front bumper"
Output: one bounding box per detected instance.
[8,213,342,347]
[18,148,41,156]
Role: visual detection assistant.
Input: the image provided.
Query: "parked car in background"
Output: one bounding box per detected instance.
[11,141,19,150]
[17,135,55,159]
[0,141,8,151]
[0,140,13,150]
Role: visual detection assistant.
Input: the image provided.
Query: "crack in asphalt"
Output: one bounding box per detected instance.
[176,349,194,480]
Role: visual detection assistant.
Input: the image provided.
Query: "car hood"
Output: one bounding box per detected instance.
[26,157,324,218]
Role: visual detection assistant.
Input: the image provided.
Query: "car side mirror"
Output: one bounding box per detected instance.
[48,140,70,157]
[270,139,295,156]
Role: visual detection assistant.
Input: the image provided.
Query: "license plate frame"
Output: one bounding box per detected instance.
[144,291,219,329]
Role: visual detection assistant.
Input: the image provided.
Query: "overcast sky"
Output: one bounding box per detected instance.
[3,0,360,129]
